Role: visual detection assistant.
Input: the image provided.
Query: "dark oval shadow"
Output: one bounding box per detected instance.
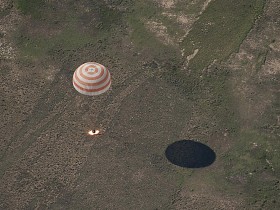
[165,140,216,168]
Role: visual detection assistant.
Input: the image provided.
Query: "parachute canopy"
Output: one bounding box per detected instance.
[73,62,111,96]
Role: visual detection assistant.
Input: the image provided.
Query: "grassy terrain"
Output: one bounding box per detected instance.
[222,130,280,207]
[182,0,266,71]
[16,0,44,18]
[118,1,279,209]
[15,0,124,61]
[128,0,181,61]
[1,0,279,209]
[126,0,264,137]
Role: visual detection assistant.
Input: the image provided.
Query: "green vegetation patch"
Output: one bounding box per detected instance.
[16,0,45,19]
[127,1,179,57]
[98,4,123,29]
[222,130,280,207]
[163,65,239,134]
[0,65,11,76]
[128,1,163,51]
[256,80,280,136]
[223,131,271,174]
[197,69,239,133]
[15,27,95,60]
[14,0,126,63]
[182,0,266,71]
[0,8,11,18]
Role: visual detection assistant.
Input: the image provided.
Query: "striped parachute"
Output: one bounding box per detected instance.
[73,62,111,96]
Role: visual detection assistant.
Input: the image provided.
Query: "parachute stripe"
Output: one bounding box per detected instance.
[77,67,107,84]
[73,83,111,96]
[73,62,111,96]
[73,79,111,94]
[81,67,101,78]
[80,67,103,81]
[79,66,105,80]
[74,71,110,88]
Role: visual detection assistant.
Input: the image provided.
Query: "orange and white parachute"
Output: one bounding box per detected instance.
[73,62,111,96]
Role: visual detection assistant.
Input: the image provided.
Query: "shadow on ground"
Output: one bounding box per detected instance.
[165,140,216,168]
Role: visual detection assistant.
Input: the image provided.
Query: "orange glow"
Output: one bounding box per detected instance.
[88,130,100,135]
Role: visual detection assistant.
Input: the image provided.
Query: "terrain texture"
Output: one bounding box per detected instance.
[0,0,279,209]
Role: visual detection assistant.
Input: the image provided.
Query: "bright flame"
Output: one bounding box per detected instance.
[88,130,100,135]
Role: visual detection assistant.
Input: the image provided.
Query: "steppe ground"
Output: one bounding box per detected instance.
[0,0,279,209]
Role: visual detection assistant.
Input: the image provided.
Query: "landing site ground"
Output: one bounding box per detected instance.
[0,0,279,209]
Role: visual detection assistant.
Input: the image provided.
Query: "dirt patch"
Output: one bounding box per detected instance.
[174,191,242,210]
[0,2,21,59]
[200,0,214,14]
[170,168,243,210]
[262,59,280,75]
[186,49,199,62]
[226,0,280,129]
[269,39,280,52]
[154,0,177,9]
[145,19,176,46]
[161,12,197,42]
